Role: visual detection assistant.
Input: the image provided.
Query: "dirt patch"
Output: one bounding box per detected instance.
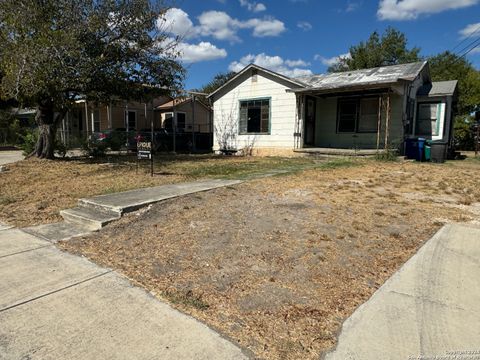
[60,159,480,359]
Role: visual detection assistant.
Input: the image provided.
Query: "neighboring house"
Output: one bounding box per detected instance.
[61,95,212,149]
[208,62,457,156]
[156,97,212,134]
[62,97,169,145]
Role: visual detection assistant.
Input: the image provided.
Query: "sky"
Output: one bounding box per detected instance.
[158,0,480,89]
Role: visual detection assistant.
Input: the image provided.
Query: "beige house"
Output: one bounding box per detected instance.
[60,96,212,148]
[209,62,458,156]
[156,97,212,134]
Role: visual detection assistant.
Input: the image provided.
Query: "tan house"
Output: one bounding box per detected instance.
[156,97,212,134]
[60,96,212,148]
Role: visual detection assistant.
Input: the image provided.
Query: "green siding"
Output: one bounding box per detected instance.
[314,95,404,149]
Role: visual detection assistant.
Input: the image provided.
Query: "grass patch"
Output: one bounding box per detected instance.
[162,290,210,310]
[0,195,16,206]
[317,158,360,170]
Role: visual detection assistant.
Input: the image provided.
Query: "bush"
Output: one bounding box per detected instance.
[375,147,398,162]
[82,138,108,157]
[19,128,39,156]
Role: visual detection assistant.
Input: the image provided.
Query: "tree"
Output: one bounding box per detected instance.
[428,51,480,115]
[428,51,480,150]
[328,27,421,72]
[196,72,237,95]
[0,0,184,159]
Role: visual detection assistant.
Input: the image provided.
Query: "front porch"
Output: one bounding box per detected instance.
[294,147,387,156]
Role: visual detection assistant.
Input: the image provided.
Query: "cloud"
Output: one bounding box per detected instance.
[158,37,227,63]
[160,8,285,43]
[459,22,480,39]
[346,1,361,12]
[239,0,267,12]
[297,21,312,31]
[229,53,313,77]
[177,41,227,63]
[314,53,351,66]
[377,0,480,21]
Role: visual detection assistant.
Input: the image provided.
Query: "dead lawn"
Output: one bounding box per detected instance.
[0,154,315,227]
[61,157,480,359]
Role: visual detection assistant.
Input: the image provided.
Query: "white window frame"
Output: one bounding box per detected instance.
[125,110,137,130]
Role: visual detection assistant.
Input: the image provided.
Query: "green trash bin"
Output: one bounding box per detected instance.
[424,144,431,161]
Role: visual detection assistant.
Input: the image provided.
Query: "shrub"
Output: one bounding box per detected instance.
[19,128,39,155]
[82,138,108,157]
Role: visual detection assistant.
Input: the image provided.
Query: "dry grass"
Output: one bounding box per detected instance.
[61,157,480,359]
[0,154,316,227]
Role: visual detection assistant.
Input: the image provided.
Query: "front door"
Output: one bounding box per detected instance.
[304,96,316,146]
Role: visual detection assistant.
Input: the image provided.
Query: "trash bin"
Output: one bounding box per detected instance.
[430,141,448,163]
[424,144,431,161]
[404,138,417,159]
[417,138,426,161]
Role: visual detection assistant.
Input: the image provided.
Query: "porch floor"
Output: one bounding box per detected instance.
[294,147,386,156]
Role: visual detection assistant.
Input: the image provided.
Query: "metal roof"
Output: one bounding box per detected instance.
[417,80,458,97]
[291,61,427,93]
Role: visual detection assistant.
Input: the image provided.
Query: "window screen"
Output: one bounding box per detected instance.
[239,99,270,134]
[358,98,379,132]
[416,103,439,136]
[337,99,357,133]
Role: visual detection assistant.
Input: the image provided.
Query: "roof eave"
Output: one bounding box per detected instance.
[207,64,306,100]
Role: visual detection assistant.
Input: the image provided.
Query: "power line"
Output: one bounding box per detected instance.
[457,38,480,59]
[451,23,480,52]
[454,35,480,57]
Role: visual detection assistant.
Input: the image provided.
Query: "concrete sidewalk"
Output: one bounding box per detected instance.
[0,150,24,166]
[325,223,480,360]
[0,227,248,359]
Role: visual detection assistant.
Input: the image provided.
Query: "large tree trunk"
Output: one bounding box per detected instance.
[34,99,60,159]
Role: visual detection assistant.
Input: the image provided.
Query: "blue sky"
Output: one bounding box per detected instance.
[159,0,480,89]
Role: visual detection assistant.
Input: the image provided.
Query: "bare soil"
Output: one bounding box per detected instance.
[61,158,480,359]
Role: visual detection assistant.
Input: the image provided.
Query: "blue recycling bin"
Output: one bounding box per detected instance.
[417,138,426,161]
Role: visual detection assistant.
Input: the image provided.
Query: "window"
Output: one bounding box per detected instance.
[163,112,173,129]
[93,109,100,132]
[358,98,379,132]
[337,97,379,133]
[416,103,439,136]
[125,110,136,130]
[176,112,186,130]
[337,99,357,133]
[239,99,270,134]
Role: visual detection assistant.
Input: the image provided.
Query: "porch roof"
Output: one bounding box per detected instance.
[417,80,458,97]
[287,61,427,95]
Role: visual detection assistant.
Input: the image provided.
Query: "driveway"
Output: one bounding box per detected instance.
[325,223,480,360]
[0,227,248,360]
[0,150,24,166]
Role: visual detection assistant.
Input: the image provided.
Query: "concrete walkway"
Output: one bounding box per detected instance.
[24,179,243,242]
[0,227,248,359]
[325,223,480,360]
[0,150,24,166]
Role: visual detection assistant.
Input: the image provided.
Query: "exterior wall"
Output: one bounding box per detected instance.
[212,70,298,151]
[159,101,212,133]
[314,94,405,149]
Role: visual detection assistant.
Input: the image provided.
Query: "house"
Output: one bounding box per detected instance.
[156,97,212,134]
[61,95,212,150]
[208,62,457,156]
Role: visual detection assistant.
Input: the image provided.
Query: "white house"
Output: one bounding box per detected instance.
[208,62,457,156]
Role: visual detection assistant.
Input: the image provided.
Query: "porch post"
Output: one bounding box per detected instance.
[107,103,112,129]
[384,93,391,150]
[84,101,89,139]
[295,94,305,149]
[376,96,382,152]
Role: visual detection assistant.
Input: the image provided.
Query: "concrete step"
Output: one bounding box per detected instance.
[22,222,93,243]
[60,206,120,231]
